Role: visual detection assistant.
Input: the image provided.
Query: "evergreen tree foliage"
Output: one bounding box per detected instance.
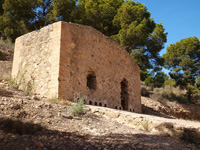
[50,0,77,22]
[0,0,53,42]
[75,0,123,36]
[0,0,4,37]
[163,36,200,101]
[144,71,167,88]
[75,0,167,72]
[0,0,167,73]
[0,0,3,15]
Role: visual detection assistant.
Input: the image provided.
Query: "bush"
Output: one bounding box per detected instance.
[164,78,176,87]
[144,76,154,87]
[161,86,188,104]
[71,98,86,116]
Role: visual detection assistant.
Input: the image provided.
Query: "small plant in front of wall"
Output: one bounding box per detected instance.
[71,98,86,116]
[48,97,72,106]
[9,70,34,95]
[48,97,61,104]
[24,80,34,96]
[9,70,27,90]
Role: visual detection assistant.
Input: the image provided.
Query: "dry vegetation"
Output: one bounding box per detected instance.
[0,39,14,51]
[0,39,14,61]
[141,82,200,105]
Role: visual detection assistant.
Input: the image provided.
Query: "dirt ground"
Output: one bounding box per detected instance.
[0,80,200,150]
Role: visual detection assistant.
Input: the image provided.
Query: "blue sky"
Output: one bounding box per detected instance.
[138,0,200,56]
[138,0,200,73]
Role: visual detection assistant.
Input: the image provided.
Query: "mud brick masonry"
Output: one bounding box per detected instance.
[12,21,141,113]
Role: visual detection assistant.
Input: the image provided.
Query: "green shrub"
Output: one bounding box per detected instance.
[164,78,176,87]
[144,75,154,87]
[71,98,86,116]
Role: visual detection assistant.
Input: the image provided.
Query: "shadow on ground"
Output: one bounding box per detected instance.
[0,117,199,150]
[0,88,13,97]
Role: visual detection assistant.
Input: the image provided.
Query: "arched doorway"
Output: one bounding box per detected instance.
[121,79,129,110]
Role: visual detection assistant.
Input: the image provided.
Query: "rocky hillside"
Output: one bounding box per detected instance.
[0,80,200,150]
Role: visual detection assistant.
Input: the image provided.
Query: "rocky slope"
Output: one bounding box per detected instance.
[0,80,200,150]
[142,96,200,121]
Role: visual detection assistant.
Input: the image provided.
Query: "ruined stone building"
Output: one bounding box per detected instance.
[12,21,141,113]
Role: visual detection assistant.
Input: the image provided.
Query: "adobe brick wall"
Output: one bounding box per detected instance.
[12,21,141,113]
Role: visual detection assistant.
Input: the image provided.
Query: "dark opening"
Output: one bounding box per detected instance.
[87,73,97,90]
[130,109,132,112]
[119,107,122,110]
[115,106,117,109]
[104,104,107,107]
[94,102,97,106]
[121,79,129,111]
[89,101,92,105]
[99,102,102,106]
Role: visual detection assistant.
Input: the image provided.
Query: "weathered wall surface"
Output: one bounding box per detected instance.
[12,22,62,98]
[59,22,141,113]
[12,21,141,113]
[0,61,12,79]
